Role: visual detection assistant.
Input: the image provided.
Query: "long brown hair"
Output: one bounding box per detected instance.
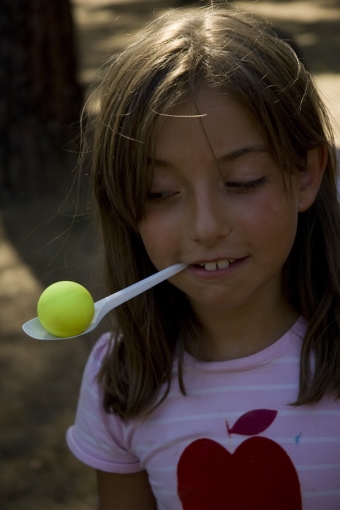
[83,3,339,420]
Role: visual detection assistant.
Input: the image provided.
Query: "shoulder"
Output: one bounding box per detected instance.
[74,333,114,403]
[85,332,113,375]
[92,332,112,362]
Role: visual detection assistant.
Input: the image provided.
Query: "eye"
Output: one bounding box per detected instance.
[225,176,268,192]
[146,191,178,204]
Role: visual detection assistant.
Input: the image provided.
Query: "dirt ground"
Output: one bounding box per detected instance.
[1,1,340,508]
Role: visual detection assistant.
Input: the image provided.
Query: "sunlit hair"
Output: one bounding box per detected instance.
[83,3,340,420]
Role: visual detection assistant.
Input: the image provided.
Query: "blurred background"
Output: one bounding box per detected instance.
[0,1,339,508]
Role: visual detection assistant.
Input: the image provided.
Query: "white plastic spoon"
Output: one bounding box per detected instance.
[22,263,187,340]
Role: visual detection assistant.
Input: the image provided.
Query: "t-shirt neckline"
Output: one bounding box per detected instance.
[183,316,307,372]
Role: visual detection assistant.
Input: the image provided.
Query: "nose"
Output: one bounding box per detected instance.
[190,186,231,246]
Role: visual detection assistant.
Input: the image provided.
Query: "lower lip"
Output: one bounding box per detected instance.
[186,258,247,279]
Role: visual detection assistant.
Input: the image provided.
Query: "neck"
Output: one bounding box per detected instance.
[189,293,298,362]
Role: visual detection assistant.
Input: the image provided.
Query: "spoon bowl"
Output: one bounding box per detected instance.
[22,263,187,340]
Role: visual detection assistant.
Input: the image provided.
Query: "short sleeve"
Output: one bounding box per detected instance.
[66,334,142,473]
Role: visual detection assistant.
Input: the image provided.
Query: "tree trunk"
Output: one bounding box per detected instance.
[0,0,83,203]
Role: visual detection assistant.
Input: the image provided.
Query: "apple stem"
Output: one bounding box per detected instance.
[226,420,232,437]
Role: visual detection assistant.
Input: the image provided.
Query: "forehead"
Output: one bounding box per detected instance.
[150,88,268,162]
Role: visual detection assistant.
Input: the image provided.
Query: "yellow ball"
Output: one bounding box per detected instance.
[37,281,94,337]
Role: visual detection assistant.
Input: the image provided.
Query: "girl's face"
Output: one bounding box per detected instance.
[138,88,304,319]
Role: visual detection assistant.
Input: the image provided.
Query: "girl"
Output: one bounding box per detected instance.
[67,3,340,509]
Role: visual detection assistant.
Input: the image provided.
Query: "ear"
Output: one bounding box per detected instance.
[298,145,328,212]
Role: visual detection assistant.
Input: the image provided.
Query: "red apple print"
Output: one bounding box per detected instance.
[177,409,302,510]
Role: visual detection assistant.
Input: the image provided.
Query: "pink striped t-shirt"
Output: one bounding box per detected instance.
[67,317,340,509]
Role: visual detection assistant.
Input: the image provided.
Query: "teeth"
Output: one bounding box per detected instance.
[196,259,236,270]
[205,262,217,271]
[217,260,230,269]
[200,259,234,271]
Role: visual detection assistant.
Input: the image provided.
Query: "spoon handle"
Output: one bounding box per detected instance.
[95,263,187,321]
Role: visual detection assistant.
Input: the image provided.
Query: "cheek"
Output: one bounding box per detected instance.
[138,214,180,267]
[246,194,298,255]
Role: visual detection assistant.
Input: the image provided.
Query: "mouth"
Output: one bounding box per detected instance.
[191,259,236,271]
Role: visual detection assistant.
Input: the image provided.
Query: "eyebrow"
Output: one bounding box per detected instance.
[147,145,270,168]
[217,145,270,163]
